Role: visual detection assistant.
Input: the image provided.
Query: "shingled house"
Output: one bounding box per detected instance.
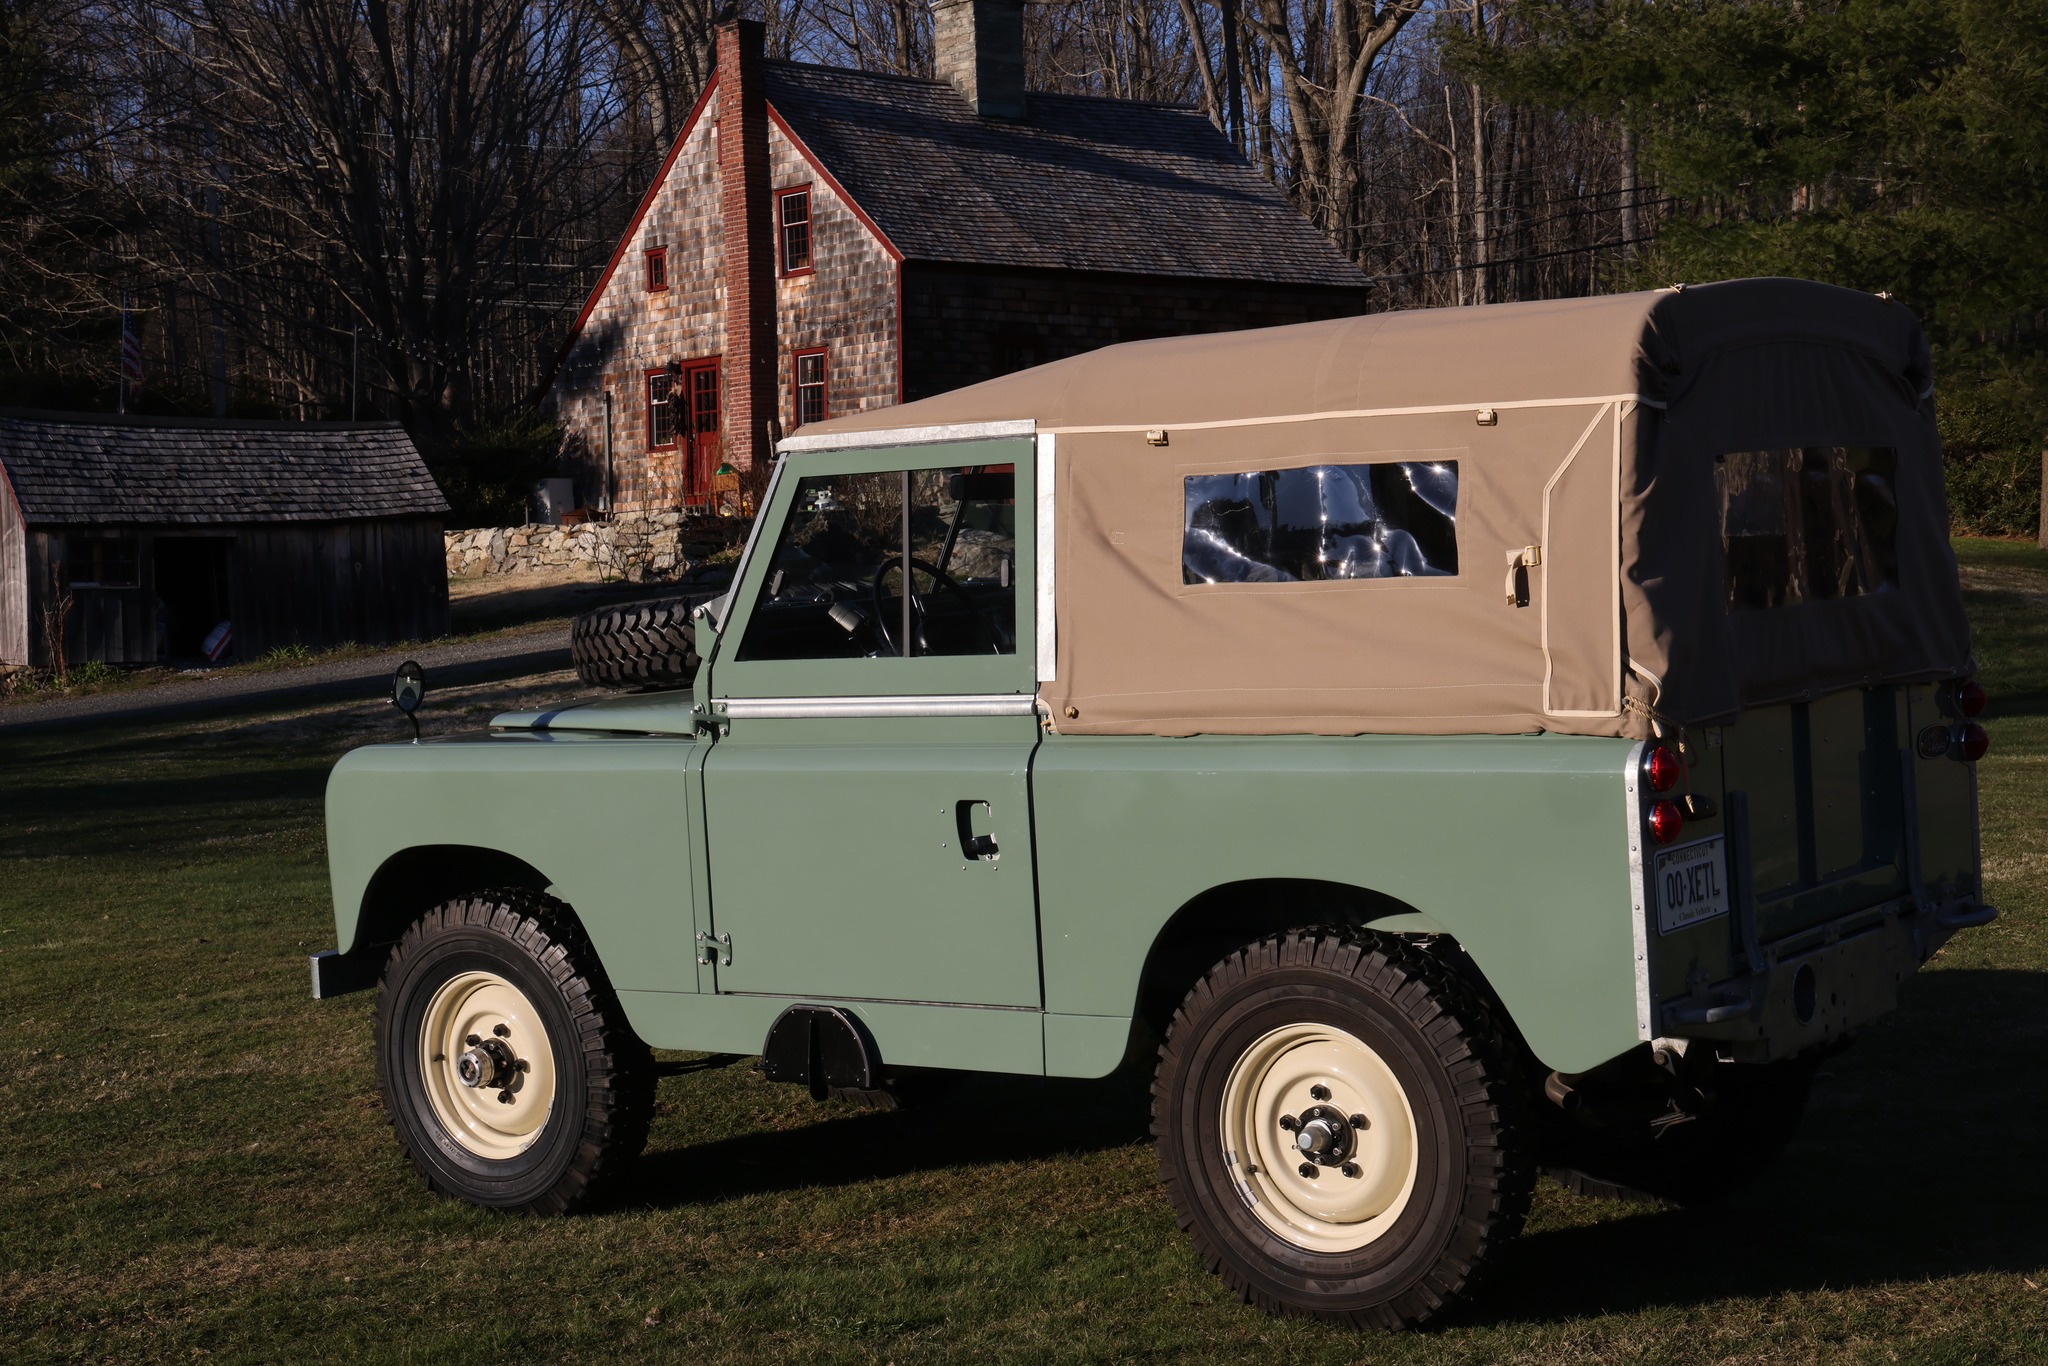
[546,4,1370,513]
[0,411,449,667]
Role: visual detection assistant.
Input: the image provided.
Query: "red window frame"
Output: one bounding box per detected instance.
[776,186,813,277]
[792,347,828,429]
[644,246,668,293]
[645,367,680,450]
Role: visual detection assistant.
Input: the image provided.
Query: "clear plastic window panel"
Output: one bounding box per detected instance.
[1182,461,1460,585]
[1716,447,1899,611]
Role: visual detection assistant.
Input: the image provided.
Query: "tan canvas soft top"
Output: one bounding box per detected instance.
[802,279,1972,739]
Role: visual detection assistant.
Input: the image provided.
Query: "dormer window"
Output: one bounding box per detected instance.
[777,188,812,275]
[645,247,668,293]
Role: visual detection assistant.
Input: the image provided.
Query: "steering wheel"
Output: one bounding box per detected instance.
[869,556,1008,656]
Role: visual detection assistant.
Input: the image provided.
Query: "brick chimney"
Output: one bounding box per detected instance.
[717,20,776,472]
[933,0,1026,120]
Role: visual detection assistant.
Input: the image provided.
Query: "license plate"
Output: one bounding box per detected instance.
[1655,836,1731,935]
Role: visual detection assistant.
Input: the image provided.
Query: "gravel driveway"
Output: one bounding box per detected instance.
[0,625,571,734]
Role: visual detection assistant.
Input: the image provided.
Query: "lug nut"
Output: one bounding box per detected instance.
[493,1023,511,1038]
[1298,1163,1318,1179]
[1341,1162,1361,1179]
[1349,1113,1368,1130]
[465,1034,482,1047]
[497,1090,514,1104]
[1278,1114,1299,1132]
[1310,1084,1331,1101]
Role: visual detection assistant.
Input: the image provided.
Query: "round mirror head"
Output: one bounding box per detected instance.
[392,660,426,714]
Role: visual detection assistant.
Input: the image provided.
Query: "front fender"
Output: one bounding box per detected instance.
[324,730,704,996]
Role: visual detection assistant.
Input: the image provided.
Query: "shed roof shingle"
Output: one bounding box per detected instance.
[764,63,1368,289]
[0,412,449,525]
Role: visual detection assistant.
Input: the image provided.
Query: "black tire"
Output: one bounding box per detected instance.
[1545,1053,1816,1207]
[374,890,655,1214]
[1153,929,1533,1330]
[571,594,717,690]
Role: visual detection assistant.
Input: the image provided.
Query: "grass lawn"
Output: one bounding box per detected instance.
[2,539,2045,1363]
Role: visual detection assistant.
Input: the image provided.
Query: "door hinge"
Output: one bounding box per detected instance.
[695,931,731,967]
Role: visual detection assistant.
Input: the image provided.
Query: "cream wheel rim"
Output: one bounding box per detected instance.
[1218,1021,1420,1253]
[419,970,557,1160]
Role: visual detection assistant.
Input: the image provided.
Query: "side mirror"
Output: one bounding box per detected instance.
[391,660,425,742]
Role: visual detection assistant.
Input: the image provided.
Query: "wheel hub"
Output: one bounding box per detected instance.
[1287,1104,1358,1166]
[456,1036,519,1090]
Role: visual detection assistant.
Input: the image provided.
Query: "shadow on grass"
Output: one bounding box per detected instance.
[628,1069,1156,1210]
[630,968,2048,1324]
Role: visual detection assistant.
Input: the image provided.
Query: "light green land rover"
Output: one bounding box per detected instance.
[315,280,1994,1329]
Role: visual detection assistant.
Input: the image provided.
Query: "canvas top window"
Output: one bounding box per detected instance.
[1182,460,1460,584]
[778,188,812,275]
[1718,446,1899,610]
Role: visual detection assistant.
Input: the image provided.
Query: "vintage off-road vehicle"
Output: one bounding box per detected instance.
[316,280,1994,1328]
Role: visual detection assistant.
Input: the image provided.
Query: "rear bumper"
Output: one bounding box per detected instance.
[1658,895,1996,1061]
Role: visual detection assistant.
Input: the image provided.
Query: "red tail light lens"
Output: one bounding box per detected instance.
[1959,680,1988,717]
[1960,723,1990,761]
[1648,799,1684,844]
[1644,745,1682,792]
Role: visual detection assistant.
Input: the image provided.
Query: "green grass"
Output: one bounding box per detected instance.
[3,542,2047,1362]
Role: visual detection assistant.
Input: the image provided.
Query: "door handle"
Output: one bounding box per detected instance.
[955,800,999,860]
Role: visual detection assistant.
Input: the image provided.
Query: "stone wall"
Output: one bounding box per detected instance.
[445,512,725,583]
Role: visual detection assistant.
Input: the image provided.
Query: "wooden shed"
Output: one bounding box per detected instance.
[0,410,450,667]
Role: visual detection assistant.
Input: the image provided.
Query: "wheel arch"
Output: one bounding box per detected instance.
[1131,878,1454,1045]
[348,844,556,960]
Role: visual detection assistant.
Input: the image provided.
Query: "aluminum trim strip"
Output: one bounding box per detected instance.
[776,419,1036,455]
[1623,740,1654,1040]
[718,693,1040,719]
[1036,431,1057,683]
[720,991,1042,1013]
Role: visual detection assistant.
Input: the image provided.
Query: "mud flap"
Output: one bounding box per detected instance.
[759,1004,880,1100]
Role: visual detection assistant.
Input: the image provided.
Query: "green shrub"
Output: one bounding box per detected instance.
[263,643,314,666]
[1939,375,2044,539]
[425,412,563,531]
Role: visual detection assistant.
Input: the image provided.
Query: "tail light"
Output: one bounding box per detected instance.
[1643,745,1682,792]
[1959,679,1988,717]
[1960,723,1990,762]
[1648,799,1684,844]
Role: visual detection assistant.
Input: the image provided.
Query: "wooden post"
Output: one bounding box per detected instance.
[2038,448,2047,551]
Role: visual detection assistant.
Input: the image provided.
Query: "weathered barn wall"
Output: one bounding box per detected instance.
[231,518,448,656]
[899,264,1369,401]
[0,479,25,665]
[20,518,446,667]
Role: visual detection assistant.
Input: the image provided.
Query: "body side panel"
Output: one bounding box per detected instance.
[1030,730,1641,1075]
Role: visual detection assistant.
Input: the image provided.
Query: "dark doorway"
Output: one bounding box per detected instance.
[154,536,233,661]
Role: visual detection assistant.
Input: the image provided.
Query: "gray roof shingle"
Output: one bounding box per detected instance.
[765,63,1369,289]
[0,412,449,525]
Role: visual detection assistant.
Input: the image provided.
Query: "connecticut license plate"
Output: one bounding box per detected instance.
[1655,836,1731,935]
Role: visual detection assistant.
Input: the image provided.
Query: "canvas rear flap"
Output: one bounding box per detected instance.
[1621,296,1970,728]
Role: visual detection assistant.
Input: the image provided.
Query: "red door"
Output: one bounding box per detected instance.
[680,360,721,507]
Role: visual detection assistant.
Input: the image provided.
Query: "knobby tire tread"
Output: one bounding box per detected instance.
[374,888,654,1215]
[1152,927,1535,1331]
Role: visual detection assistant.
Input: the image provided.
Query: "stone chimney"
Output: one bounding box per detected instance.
[933,0,1027,120]
[717,20,776,472]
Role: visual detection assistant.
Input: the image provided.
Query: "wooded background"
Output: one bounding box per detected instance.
[1,0,2039,533]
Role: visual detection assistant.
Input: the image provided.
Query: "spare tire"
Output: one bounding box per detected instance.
[570,594,719,690]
